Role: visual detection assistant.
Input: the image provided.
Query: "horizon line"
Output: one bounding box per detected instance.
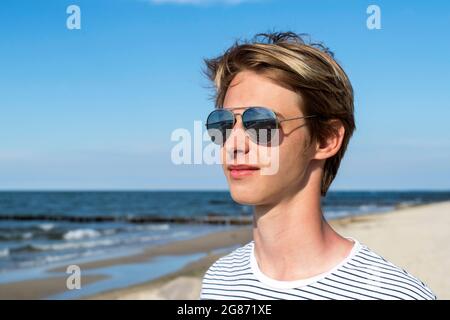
[0,188,449,192]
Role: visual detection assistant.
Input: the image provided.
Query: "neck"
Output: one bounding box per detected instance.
[252,184,352,281]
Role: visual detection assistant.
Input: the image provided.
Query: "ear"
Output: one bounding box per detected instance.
[313,119,345,160]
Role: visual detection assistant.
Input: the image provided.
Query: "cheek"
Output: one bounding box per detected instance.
[221,148,228,176]
[277,131,310,177]
[219,130,310,182]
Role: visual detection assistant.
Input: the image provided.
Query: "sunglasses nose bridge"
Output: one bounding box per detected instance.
[230,112,244,130]
[223,113,252,152]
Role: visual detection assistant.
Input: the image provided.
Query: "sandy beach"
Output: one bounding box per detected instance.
[1,200,449,300]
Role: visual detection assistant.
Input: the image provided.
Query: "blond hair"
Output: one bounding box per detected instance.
[203,31,356,196]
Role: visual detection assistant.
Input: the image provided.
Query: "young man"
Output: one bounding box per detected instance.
[199,32,436,300]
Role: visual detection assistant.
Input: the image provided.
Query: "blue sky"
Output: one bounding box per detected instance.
[0,0,449,190]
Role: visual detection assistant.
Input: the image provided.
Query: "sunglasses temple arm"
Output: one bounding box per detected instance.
[278,115,318,123]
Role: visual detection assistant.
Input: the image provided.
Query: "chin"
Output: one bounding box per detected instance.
[228,183,266,205]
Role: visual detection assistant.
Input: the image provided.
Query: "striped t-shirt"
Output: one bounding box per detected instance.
[200,239,436,300]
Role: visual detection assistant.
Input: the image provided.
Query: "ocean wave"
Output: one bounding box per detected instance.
[14,249,111,270]
[358,204,379,212]
[169,231,192,238]
[22,232,33,239]
[63,229,101,241]
[0,248,9,258]
[41,252,80,263]
[38,223,55,231]
[17,252,81,268]
[28,238,119,251]
[9,230,188,254]
[102,228,117,236]
[122,234,163,243]
[128,223,170,232]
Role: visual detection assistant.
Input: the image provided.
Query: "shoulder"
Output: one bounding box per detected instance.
[206,241,253,272]
[202,241,253,281]
[344,241,437,300]
[200,242,254,299]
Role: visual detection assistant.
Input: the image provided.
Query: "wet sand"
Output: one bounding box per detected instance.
[0,274,108,300]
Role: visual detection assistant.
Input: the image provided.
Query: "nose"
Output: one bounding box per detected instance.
[223,113,250,160]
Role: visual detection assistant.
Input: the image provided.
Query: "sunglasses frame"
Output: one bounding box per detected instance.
[205,106,318,145]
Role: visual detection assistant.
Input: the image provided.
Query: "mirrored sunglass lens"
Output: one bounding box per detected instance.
[206,110,234,144]
[243,108,278,144]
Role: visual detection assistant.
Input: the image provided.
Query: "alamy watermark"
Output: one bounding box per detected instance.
[171,121,280,175]
[66,5,81,30]
[66,264,81,290]
[367,4,381,30]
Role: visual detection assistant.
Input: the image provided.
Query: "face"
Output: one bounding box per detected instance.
[221,70,316,206]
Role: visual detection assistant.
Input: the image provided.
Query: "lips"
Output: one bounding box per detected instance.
[227,164,260,179]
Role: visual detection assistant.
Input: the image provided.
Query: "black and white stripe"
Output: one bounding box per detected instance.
[200,239,436,300]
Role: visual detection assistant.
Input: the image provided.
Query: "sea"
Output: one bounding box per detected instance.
[0,190,449,273]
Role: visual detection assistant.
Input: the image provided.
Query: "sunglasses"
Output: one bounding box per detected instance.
[206,106,317,145]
